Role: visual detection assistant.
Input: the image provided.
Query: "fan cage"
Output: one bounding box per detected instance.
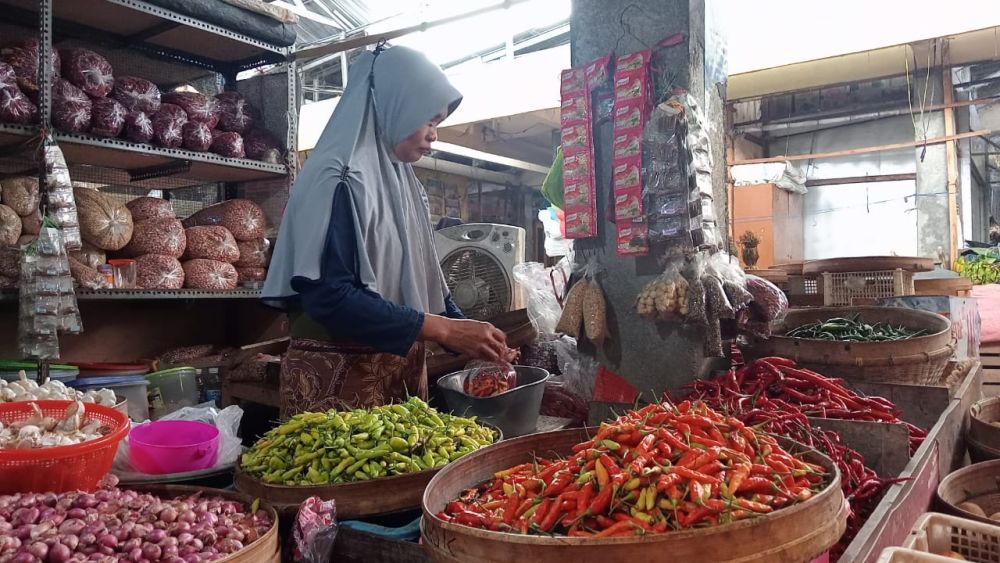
[440,247,513,321]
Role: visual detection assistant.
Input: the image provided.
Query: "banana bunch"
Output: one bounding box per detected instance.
[955,255,1000,285]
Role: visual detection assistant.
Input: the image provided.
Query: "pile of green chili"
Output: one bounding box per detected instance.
[785,315,925,342]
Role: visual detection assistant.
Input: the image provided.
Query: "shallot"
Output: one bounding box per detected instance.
[0,487,272,562]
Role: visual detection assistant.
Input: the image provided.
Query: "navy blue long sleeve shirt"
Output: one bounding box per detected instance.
[290,182,464,357]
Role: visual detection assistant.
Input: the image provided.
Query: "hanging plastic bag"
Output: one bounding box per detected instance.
[113,402,244,476]
[293,497,338,563]
[513,262,563,335]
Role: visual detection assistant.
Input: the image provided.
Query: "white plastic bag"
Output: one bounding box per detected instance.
[513,262,564,335]
[113,402,244,477]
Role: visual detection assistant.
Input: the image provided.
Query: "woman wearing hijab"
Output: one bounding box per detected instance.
[264,45,512,417]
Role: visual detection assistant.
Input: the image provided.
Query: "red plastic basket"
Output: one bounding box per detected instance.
[0,400,130,494]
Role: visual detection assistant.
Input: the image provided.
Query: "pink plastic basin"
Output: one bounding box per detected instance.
[129,420,220,475]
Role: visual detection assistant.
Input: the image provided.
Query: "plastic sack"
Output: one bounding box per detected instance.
[89,97,126,137]
[182,199,265,241]
[216,91,253,133]
[292,497,338,563]
[513,262,563,335]
[112,76,161,114]
[0,84,37,124]
[182,121,213,152]
[746,274,789,324]
[60,48,114,98]
[540,381,588,423]
[163,91,220,128]
[152,103,188,148]
[113,402,244,478]
[184,225,239,262]
[462,360,516,397]
[183,259,237,289]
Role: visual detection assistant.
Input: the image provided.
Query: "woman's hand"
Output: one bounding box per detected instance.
[421,315,508,361]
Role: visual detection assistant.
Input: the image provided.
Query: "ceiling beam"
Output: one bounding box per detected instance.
[296,0,534,61]
[432,141,550,174]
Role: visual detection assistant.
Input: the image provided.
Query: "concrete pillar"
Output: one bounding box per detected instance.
[570,0,728,400]
[912,68,951,260]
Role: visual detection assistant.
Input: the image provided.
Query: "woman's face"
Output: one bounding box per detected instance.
[393,107,448,163]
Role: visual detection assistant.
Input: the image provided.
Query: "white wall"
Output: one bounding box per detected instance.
[771,115,918,259]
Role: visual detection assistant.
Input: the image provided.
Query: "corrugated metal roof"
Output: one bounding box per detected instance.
[267,0,371,45]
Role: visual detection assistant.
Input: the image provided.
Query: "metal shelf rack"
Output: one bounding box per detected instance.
[0,288,263,301]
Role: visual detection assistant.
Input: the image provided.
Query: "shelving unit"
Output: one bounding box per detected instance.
[0,0,298,361]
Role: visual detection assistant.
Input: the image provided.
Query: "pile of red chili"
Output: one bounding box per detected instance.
[436,401,828,537]
[683,357,924,560]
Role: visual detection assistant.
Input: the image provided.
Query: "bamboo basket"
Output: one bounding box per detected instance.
[967,397,1000,462]
[421,428,847,563]
[744,307,953,385]
[130,484,280,563]
[235,461,442,519]
[936,459,1000,525]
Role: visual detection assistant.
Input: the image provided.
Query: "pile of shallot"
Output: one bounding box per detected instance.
[0,478,272,562]
[0,401,110,449]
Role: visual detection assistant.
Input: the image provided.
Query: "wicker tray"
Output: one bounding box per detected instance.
[422,428,846,563]
[130,484,280,563]
[745,306,953,385]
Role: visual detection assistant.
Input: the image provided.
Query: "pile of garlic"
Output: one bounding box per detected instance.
[0,370,117,406]
[0,400,111,449]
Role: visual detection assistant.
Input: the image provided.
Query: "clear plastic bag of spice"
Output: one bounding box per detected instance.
[680,255,708,326]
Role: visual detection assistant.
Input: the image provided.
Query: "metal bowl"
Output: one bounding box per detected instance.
[436,366,549,438]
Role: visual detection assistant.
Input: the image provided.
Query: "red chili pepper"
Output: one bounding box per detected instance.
[672,465,721,484]
[588,484,614,515]
[577,482,594,516]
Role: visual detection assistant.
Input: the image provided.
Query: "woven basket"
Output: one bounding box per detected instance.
[744,306,953,385]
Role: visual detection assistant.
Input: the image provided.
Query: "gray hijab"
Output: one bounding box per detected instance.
[263,45,462,314]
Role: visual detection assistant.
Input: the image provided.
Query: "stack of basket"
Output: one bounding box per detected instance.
[803,256,935,306]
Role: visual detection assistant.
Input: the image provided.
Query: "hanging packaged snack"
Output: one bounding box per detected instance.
[616,220,649,256]
[560,96,588,125]
[43,142,82,251]
[612,156,643,221]
[635,261,690,322]
[564,180,592,209]
[560,123,590,154]
[584,54,613,92]
[560,68,585,96]
[613,130,641,160]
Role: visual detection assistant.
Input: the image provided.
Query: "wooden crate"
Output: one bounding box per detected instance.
[981,344,1000,397]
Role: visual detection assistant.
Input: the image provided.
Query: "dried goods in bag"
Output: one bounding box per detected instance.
[556,281,585,337]
[244,127,281,162]
[123,217,186,258]
[183,258,237,290]
[89,96,126,137]
[20,208,42,236]
[184,225,239,262]
[0,204,22,246]
[0,247,17,278]
[182,199,265,241]
[581,279,607,345]
[68,255,110,289]
[182,120,212,151]
[163,91,220,128]
[234,237,270,267]
[60,48,114,98]
[216,91,253,133]
[151,103,187,148]
[463,360,516,397]
[125,196,173,221]
[1,38,59,102]
[236,266,266,283]
[0,62,12,86]
[124,110,154,143]
[73,187,133,251]
[112,75,161,113]
[68,241,105,269]
[210,130,246,158]
[0,85,37,124]
[52,79,92,133]
[135,253,184,289]
[1,176,39,216]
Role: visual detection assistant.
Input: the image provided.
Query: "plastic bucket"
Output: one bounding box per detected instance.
[68,375,149,422]
[129,420,220,474]
[146,367,199,419]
